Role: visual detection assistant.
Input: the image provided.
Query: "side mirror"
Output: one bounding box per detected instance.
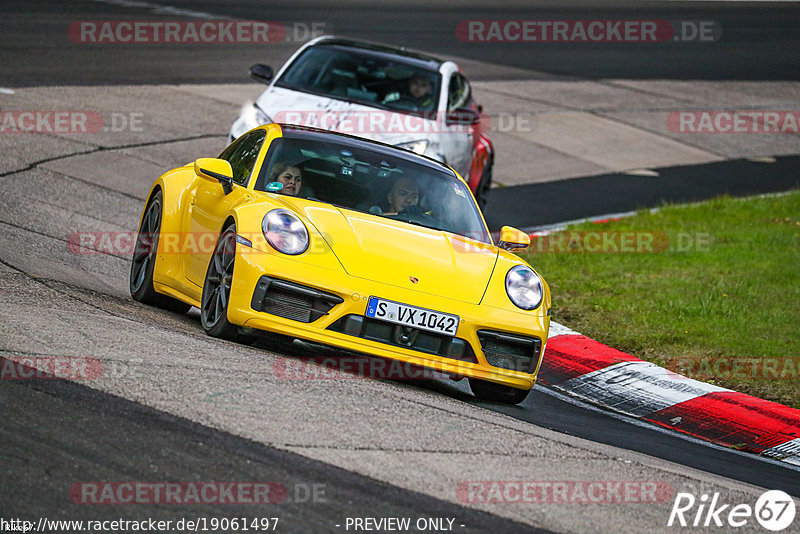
[249,64,274,84]
[195,158,234,194]
[498,226,530,252]
[446,108,481,126]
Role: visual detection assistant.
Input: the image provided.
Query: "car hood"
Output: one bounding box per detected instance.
[257,87,436,146]
[293,202,498,305]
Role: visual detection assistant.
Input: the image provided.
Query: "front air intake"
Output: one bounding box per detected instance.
[477,330,542,374]
[251,277,342,323]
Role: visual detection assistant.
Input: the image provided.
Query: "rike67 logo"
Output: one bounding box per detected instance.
[668,490,796,531]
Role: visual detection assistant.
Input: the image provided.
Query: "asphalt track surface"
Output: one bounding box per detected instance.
[2,0,800,531]
[408,371,800,495]
[1,364,542,533]
[485,155,800,230]
[3,0,800,85]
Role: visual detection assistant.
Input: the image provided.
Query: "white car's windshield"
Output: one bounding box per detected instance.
[275,44,441,113]
[255,135,490,244]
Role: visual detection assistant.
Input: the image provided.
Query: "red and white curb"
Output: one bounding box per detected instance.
[542,322,800,466]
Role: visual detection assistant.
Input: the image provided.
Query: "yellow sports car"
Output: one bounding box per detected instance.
[130,124,550,404]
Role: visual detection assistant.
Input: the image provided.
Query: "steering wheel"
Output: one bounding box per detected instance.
[396,205,439,227]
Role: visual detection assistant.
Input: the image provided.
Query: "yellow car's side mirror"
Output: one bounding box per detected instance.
[498,226,530,252]
[194,158,234,194]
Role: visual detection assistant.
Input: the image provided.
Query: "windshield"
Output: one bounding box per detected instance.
[275,45,441,113]
[256,137,490,244]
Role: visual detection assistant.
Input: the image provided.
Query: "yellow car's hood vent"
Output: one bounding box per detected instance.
[302,205,498,305]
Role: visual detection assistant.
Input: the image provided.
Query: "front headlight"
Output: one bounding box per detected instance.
[254,104,271,125]
[242,102,271,129]
[397,140,429,155]
[262,209,309,255]
[505,265,543,310]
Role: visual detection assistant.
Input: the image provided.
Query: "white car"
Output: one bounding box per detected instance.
[230,36,495,207]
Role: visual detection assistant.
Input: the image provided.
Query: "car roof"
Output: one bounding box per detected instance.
[275,123,459,176]
[311,36,445,71]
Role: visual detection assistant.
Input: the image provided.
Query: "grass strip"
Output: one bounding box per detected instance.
[522,191,800,408]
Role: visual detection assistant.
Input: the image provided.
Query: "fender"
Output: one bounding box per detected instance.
[468,130,494,192]
[143,165,201,297]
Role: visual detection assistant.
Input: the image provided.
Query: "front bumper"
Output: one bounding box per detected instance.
[228,244,549,390]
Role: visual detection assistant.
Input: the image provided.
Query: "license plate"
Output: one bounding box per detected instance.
[365,297,459,336]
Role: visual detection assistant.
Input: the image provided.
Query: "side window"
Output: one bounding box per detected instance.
[218,129,267,186]
[447,73,471,111]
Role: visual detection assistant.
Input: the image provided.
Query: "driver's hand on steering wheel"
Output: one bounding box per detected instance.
[399,205,425,216]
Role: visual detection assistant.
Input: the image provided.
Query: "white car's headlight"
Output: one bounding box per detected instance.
[505,265,543,310]
[262,209,309,255]
[254,105,271,125]
[397,140,428,155]
[243,103,271,129]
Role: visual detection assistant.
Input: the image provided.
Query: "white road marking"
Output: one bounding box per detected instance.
[558,360,730,417]
[762,438,800,466]
[547,320,581,338]
[92,0,233,21]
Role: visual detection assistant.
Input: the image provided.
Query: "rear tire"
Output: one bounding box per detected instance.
[200,224,241,341]
[130,190,191,313]
[469,378,530,404]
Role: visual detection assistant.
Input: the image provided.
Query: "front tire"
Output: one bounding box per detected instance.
[130,190,191,313]
[469,378,530,404]
[474,157,493,210]
[200,224,241,341]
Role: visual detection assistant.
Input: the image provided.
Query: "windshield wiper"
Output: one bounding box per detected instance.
[402,218,444,232]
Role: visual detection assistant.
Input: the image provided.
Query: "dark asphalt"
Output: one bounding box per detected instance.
[385,372,800,498]
[494,388,800,497]
[2,1,800,86]
[0,359,546,533]
[484,155,800,230]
